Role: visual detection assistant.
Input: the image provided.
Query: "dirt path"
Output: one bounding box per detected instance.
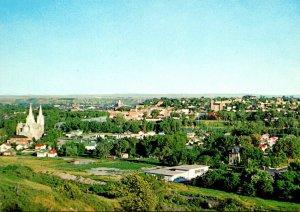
[39,170,106,185]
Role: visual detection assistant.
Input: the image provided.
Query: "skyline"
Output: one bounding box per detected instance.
[0,0,300,95]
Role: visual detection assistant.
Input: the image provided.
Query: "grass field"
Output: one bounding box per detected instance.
[54,160,156,171]
[0,156,156,171]
[1,156,300,211]
[169,183,300,211]
[0,164,119,211]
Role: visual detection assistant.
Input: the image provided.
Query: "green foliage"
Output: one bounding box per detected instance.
[274,170,300,202]
[193,169,241,193]
[117,174,158,211]
[273,135,300,159]
[239,167,274,198]
[95,139,113,159]
[55,181,82,199]
[155,133,187,165]
[0,164,114,211]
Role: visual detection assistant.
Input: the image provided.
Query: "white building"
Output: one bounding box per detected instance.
[35,144,47,151]
[48,149,57,157]
[0,143,11,153]
[85,143,97,150]
[146,165,209,182]
[16,104,44,141]
[16,144,28,151]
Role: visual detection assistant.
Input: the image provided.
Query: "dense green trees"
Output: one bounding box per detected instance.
[273,135,300,160]
[58,142,85,156]
[117,174,159,211]
[95,139,113,159]
[273,162,300,202]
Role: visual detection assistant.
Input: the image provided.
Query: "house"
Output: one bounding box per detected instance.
[228,146,241,165]
[259,144,268,152]
[187,132,195,139]
[261,133,270,142]
[0,143,11,153]
[146,131,156,136]
[48,149,57,157]
[268,136,278,148]
[66,130,83,138]
[37,150,48,158]
[16,144,28,151]
[35,144,47,151]
[121,153,129,159]
[8,135,30,145]
[85,143,97,151]
[146,165,209,182]
[3,150,16,156]
[138,130,145,135]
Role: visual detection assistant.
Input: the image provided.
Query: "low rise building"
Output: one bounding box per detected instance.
[146,165,209,182]
[3,150,16,156]
[48,149,58,157]
[0,143,11,153]
[35,144,47,151]
[8,135,30,145]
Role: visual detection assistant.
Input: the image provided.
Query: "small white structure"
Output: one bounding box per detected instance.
[85,143,97,150]
[121,153,129,159]
[48,149,57,157]
[146,131,156,136]
[16,144,28,151]
[0,143,11,153]
[66,130,83,138]
[147,165,209,182]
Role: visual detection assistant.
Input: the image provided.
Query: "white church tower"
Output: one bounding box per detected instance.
[37,105,45,133]
[16,104,45,141]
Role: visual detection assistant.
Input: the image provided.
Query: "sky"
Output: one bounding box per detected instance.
[0,0,300,95]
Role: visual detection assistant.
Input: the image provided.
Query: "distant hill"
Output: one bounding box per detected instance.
[0,94,299,105]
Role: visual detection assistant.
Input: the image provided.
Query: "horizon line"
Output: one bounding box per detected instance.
[0,93,299,97]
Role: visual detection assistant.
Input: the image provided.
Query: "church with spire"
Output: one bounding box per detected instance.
[16,104,45,141]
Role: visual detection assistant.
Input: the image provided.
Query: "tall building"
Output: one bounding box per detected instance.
[117,100,124,108]
[16,104,44,140]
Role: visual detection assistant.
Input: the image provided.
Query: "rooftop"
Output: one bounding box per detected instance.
[146,168,184,176]
[170,165,209,171]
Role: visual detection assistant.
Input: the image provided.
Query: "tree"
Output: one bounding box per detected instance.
[115,139,129,156]
[242,169,274,197]
[193,169,226,189]
[96,139,113,159]
[274,171,300,201]
[223,172,241,192]
[151,109,160,118]
[273,135,300,160]
[155,134,187,165]
[118,174,158,211]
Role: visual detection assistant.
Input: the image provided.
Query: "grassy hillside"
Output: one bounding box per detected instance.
[0,165,119,211]
[1,156,300,211]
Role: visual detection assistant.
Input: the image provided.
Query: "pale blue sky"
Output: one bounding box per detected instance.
[0,0,299,95]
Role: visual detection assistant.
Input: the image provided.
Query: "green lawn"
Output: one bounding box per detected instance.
[186,186,300,211]
[54,160,156,171]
